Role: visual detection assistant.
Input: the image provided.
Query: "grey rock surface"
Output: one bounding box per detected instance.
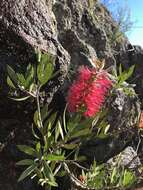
[53,0,116,67]
[0,0,70,104]
[108,146,141,170]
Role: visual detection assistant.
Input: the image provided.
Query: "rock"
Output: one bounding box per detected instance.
[0,0,70,104]
[53,0,116,68]
[79,88,140,163]
[115,44,143,101]
[129,46,143,100]
[108,146,141,170]
[108,87,140,131]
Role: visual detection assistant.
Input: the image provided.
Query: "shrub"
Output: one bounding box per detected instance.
[6,51,139,190]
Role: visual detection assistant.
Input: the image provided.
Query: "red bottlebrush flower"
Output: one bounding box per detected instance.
[67,66,112,117]
[79,175,86,183]
[139,112,143,128]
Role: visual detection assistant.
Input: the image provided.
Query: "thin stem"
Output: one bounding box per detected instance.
[63,160,90,172]
[18,85,36,98]
[45,184,51,190]
[36,86,43,129]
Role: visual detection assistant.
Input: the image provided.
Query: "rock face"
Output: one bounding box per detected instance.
[0,0,142,190]
[130,46,143,100]
[79,88,140,163]
[0,0,142,98]
[0,0,70,104]
[53,0,115,67]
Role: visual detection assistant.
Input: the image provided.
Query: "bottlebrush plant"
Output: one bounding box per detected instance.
[6,51,138,190]
[67,66,112,117]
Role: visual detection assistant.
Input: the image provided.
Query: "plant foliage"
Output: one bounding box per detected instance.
[6,51,139,190]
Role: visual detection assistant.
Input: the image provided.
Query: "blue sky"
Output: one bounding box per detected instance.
[102,0,143,47]
[126,0,143,47]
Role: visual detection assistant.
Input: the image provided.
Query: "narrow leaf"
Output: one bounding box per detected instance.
[37,53,54,86]
[25,64,35,89]
[58,121,64,140]
[70,128,91,139]
[16,159,34,166]
[7,76,16,88]
[17,145,36,157]
[17,73,26,87]
[18,164,37,182]
[7,65,18,84]
[47,154,65,161]
[63,144,78,150]
[43,161,57,186]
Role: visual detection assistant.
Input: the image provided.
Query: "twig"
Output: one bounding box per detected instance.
[63,162,96,190]
[64,160,90,172]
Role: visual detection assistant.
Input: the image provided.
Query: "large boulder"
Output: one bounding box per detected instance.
[0,0,70,104]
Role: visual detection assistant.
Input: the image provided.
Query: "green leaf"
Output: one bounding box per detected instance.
[76,156,86,161]
[43,161,57,187]
[122,170,136,187]
[63,106,67,134]
[41,104,49,121]
[48,180,58,187]
[110,167,117,184]
[25,64,35,89]
[7,76,16,88]
[58,121,64,140]
[7,65,18,84]
[118,65,135,84]
[35,142,42,158]
[36,49,42,63]
[63,144,78,150]
[17,73,26,87]
[16,159,34,166]
[18,164,37,182]
[34,110,41,128]
[37,53,54,86]
[17,145,36,157]
[43,112,57,132]
[36,142,41,152]
[47,154,65,161]
[67,114,82,131]
[55,125,60,142]
[56,170,66,177]
[111,67,117,78]
[97,120,110,137]
[45,134,54,150]
[68,118,92,137]
[70,128,91,139]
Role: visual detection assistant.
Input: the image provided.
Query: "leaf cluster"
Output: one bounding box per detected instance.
[81,159,136,190]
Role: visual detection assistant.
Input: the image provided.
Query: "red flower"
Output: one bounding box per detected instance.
[79,175,86,183]
[67,66,112,117]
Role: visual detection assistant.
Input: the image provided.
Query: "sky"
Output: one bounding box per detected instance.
[102,0,143,48]
[125,0,143,48]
